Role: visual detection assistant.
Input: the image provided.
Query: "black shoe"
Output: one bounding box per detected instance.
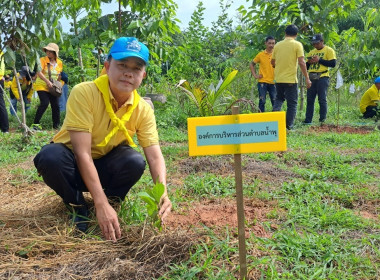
[65,203,90,233]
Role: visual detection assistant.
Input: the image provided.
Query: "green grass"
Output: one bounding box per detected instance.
[1,97,379,279]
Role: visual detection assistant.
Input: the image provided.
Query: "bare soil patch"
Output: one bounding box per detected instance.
[177,156,298,186]
[308,124,375,134]
[353,197,380,220]
[166,198,281,238]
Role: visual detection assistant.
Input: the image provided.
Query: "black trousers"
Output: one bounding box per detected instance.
[0,80,9,132]
[34,143,146,205]
[363,105,378,119]
[34,91,60,129]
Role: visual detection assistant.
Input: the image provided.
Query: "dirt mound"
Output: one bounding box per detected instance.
[166,198,281,238]
[177,156,298,185]
[309,124,375,134]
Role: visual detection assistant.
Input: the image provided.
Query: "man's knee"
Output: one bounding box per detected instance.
[34,143,71,173]
[107,146,146,174]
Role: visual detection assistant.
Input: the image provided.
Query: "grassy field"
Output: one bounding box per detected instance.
[0,94,379,279]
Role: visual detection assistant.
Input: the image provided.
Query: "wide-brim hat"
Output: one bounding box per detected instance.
[43,43,59,57]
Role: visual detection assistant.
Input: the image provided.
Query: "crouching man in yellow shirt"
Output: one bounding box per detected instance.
[359,77,380,119]
[34,37,172,242]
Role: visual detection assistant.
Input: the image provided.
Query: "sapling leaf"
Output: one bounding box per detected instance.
[137,192,156,208]
[151,182,165,203]
[138,182,165,232]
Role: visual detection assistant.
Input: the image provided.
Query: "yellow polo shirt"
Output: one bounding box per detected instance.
[0,52,4,80]
[253,50,274,84]
[34,56,63,92]
[53,75,159,159]
[307,46,336,78]
[11,73,34,99]
[4,80,12,89]
[359,84,380,114]
[273,37,304,83]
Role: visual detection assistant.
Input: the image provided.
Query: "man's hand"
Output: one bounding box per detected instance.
[306,78,312,89]
[159,196,172,223]
[95,201,121,242]
[310,55,320,64]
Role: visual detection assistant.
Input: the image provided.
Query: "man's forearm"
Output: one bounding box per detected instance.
[75,154,108,206]
[318,58,336,68]
[249,62,257,78]
[299,60,309,79]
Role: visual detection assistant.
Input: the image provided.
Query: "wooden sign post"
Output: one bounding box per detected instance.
[187,108,287,279]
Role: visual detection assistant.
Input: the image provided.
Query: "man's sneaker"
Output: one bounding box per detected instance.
[65,203,90,233]
[303,121,312,125]
[31,124,42,131]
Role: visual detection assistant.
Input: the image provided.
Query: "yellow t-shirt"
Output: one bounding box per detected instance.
[359,84,380,114]
[4,80,12,89]
[34,56,63,92]
[11,73,34,99]
[253,50,274,84]
[307,46,336,78]
[0,52,4,79]
[273,37,304,83]
[53,75,159,159]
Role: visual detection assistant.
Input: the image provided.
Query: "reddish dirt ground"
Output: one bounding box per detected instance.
[165,198,280,238]
[308,124,376,134]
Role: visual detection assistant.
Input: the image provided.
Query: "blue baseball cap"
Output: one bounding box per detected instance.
[375,77,380,84]
[109,37,149,65]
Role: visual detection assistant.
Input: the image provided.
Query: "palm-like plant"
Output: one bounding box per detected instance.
[177,70,238,116]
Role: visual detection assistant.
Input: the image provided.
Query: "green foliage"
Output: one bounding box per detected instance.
[167,1,241,82]
[183,174,235,199]
[137,181,165,231]
[178,70,238,116]
[340,8,380,80]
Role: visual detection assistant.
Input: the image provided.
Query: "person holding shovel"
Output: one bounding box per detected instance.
[34,37,172,242]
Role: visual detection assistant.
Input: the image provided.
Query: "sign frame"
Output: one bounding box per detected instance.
[188,111,287,156]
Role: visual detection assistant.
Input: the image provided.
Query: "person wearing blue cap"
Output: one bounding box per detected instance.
[33,37,172,241]
[359,77,380,119]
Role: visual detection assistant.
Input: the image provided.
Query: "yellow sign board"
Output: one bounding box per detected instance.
[188,112,287,156]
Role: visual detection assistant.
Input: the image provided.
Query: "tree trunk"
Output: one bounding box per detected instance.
[118,1,122,34]
[96,48,101,77]
[12,67,29,136]
[73,16,85,82]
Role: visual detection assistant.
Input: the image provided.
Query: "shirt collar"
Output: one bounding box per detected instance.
[94,74,135,109]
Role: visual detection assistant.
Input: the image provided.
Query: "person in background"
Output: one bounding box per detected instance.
[59,71,69,112]
[4,75,12,89]
[34,37,172,241]
[33,43,62,130]
[359,77,380,119]
[0,52,9,133]
[9,66,35,116]
[303,34,336,124]
[271,24,311,130]
[250,36,276,112]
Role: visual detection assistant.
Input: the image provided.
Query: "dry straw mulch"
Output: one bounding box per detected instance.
[0,182,196,280]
